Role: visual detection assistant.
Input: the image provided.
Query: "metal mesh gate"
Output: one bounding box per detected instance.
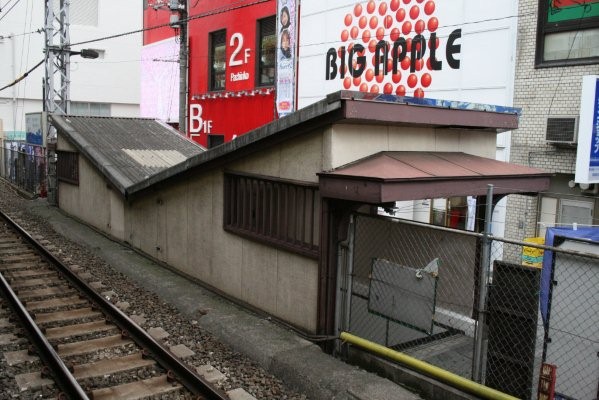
[1,145,47,197]
[337,212,599,399]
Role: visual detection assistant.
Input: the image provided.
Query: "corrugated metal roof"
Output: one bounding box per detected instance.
[51,92,526,200]
[50,115,205,195]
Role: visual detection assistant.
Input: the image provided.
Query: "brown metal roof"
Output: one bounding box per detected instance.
[318,152,551,203]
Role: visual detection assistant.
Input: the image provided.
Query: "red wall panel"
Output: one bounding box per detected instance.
[143,0,277,147]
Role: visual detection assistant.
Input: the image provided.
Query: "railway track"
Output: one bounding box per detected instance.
[0,209,229,400]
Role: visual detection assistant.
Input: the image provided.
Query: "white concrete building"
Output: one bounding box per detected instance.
[0,0,141,140]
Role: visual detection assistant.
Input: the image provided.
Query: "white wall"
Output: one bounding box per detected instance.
[298,0,518,110]
[0,0,141,137]
[297,0,519,237]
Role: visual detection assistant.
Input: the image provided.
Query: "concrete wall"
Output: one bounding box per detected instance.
[123,129,325,332]
[325,125,497,169]
[58,121,502,333]
[57,136,125,241]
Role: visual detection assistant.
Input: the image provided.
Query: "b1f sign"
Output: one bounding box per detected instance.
[189,104,213,135]
[575,75,599,184]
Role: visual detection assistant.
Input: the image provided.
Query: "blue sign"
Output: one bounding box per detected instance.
[589,79,599,168]
[25,113,43,146]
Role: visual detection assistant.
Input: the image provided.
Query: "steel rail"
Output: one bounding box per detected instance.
[0,210,229,400]
[0,223,90,398]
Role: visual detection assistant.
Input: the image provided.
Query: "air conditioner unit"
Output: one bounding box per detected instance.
[546,116,578,146]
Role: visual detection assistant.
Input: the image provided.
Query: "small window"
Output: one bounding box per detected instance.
[538,196,595,236]
[560,199,594,226]
[57,151,79,185]
[257,16,276,86]
[210,30,227,91]
[70,102,111,117]
[536,0,599,67]
[224,172,320,258]
[70,0,99,27]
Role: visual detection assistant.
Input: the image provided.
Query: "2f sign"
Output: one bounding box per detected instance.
[229,33,250,66]
[189,104,212,134]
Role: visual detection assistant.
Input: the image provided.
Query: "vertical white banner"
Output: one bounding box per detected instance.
[575,75,599,184]
[276,0,297,117]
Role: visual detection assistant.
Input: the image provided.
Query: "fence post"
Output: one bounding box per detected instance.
[473,184,493,382]
[344,214,356,335]
[335,214,355,357]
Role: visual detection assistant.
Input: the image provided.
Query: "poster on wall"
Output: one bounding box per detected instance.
[276,0,298,117]
[140,37,179,123]
[25,113,43,146]
[575,75,599,184]
[297,0,519,109]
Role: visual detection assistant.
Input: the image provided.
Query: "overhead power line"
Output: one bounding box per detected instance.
[0,28,43,40]
[0,0,20,23]
[0,58,43,93]
[70,0,270,47]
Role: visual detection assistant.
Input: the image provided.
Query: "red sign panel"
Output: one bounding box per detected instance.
[537,363,557,400]
[188,91,275,146]
[143,0,277,147]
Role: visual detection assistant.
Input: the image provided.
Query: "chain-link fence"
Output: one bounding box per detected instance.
[1,144,47,197]
[337,212,599,399]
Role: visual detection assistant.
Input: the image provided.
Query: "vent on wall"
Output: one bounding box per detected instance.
[546,116,578,145]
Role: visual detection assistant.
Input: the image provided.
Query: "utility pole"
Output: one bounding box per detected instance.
[150,0,187,135]
[168,0,188,135]
[44,0,70,206]
[43,0,97,205]
[178,0,188,136]
[44,0,70,116]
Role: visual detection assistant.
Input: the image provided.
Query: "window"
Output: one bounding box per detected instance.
[257,16,276,86]
[56,151,79,185]
[57,0,98,27]
[538,195,595,237]
[210,30,227,91]
[536,0,599,67]
[224,172,320,258]
[560,199,594,225]
[380,197,475,231]
[70,102,111,117]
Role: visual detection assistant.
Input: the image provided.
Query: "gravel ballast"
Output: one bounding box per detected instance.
[0,181,308,400]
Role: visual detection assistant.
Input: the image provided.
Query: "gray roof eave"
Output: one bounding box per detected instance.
[124,94,345,200]
[50,115,133,196]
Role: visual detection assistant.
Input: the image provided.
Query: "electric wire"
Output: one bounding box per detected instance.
[69,0,271,47]
[17,0,34,134]
[0,0,14,10]
[0,28,43,39]
[0,59,44,92]
[0,3,558,91]
[0,0,19,22]
[1,0,271,92]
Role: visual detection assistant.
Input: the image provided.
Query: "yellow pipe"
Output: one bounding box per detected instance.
[340,332,519,400]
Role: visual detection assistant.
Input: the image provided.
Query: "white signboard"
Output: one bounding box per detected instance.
[140,37,179,123]
[276,0,298,117]
[575,75,599,184]
[297,0,518,108]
